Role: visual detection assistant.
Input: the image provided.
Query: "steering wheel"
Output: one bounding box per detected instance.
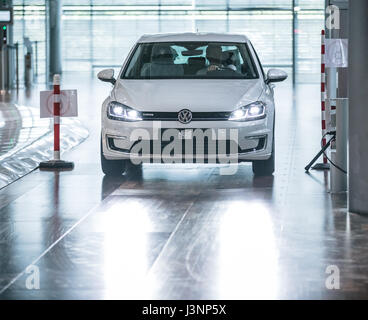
[206,66,237,75]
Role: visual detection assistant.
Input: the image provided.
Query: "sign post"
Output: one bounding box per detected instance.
[39,74,75,170]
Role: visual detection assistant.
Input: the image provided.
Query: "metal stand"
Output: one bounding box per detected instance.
[312,163,330,171]
[305,134,335,172]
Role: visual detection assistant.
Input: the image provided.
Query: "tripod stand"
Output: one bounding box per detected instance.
[305,133,336,172]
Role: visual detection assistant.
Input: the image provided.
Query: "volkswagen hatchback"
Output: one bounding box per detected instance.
[98,33,287,176]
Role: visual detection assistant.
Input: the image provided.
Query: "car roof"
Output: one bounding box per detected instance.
[137,32,250,43]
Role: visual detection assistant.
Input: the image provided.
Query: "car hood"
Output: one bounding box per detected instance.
[112,79,264,112]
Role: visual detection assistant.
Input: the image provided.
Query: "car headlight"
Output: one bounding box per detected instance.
[107,101,142,121]
[228,101,266,121]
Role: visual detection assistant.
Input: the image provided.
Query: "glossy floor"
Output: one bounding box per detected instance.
[0,101,88,189]
[0,75,367,299]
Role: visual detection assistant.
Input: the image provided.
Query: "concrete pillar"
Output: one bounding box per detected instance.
[330,98,348,193]
[47,0,62,78]
[348,0,368,214]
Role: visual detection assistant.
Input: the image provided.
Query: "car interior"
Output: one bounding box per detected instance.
[124,42,258,79]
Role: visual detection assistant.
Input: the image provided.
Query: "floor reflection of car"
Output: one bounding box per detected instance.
[98,33,287,176]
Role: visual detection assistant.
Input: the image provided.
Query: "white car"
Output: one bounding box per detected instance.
[98,33,287,176]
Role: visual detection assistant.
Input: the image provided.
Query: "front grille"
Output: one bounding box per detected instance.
[141,111,231,121]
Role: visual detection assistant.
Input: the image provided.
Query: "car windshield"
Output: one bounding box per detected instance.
[122,42,259,80]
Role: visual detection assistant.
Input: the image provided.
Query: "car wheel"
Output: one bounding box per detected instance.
[100,136,126,176]
[252,119,275,176]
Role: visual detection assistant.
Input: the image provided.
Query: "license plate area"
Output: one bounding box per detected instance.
[177,129,193,140]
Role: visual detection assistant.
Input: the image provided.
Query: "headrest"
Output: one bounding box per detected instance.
[151,45,174,62]
[222,51,235,62]
[206,45,222,63]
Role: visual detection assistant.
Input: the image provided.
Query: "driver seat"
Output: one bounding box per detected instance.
[141,45,183,77]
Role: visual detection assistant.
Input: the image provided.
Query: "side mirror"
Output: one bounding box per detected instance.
[266,69,288,84]
[97,69,116,85]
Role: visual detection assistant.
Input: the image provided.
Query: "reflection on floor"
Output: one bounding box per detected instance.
[0,75,367,299]
[0,103,49,158]
[0,102,89,189]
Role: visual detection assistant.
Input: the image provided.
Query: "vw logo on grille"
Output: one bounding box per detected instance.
[178,109,193,124]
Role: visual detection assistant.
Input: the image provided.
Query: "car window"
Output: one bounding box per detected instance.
[122,42,259,80]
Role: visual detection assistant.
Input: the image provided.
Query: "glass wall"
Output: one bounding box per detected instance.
[12,0,324,84]
[13,0,46,84]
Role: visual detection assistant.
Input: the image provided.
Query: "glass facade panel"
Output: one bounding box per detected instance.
[13,0,46,84]
[12,0,324,84]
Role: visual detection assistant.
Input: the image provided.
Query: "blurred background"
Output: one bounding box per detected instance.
[11,0,324,86]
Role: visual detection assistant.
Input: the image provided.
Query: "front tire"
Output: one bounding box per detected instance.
[252,124,275,176]
[100,136,126,176]
[252,149,275,176]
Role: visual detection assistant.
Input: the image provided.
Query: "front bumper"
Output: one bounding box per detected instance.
[102,118,273,163]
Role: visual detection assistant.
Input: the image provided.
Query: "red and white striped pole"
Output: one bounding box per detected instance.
[321,29,328,164]
[53,74,61,161]
[39,74,74,170]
